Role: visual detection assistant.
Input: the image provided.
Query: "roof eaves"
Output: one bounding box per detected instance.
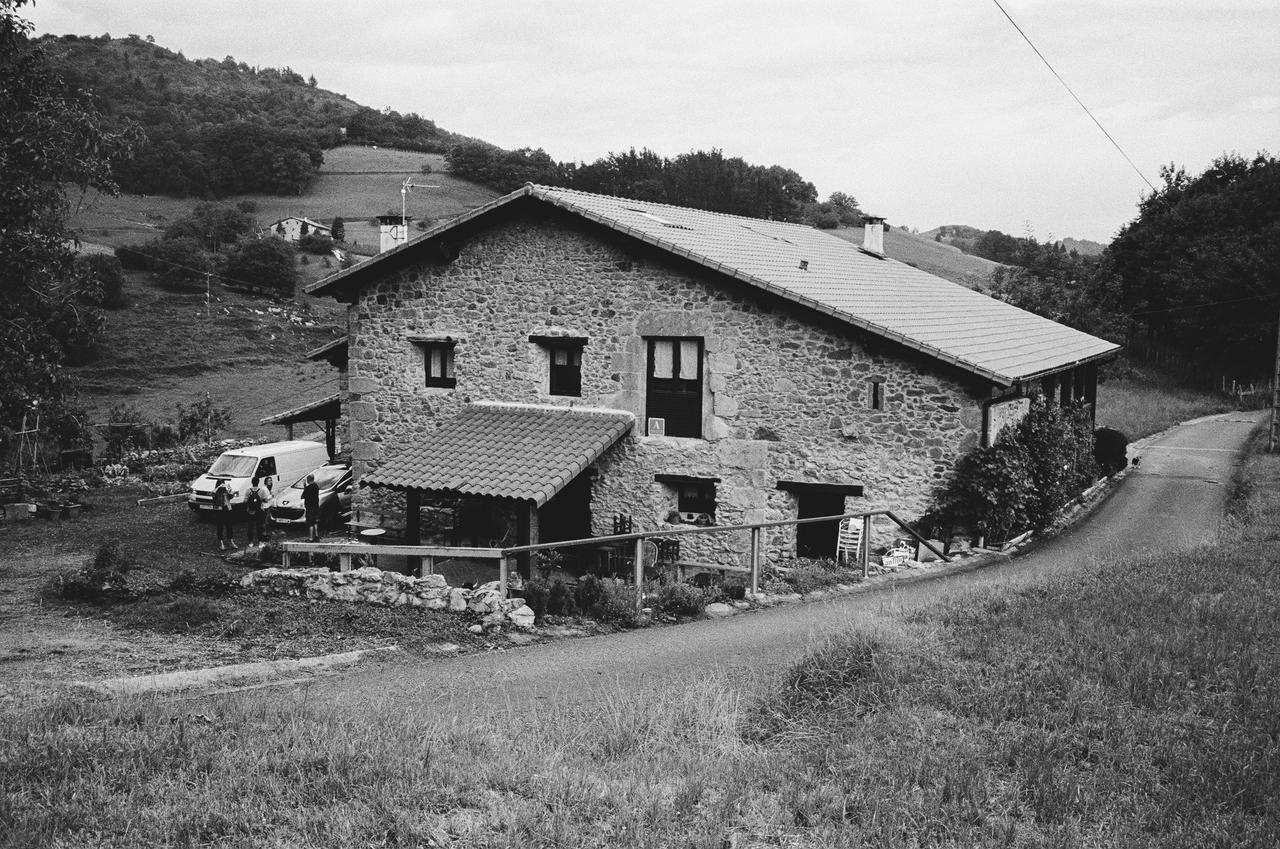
[259,392,341,426]
[305,337,348,361]
[1008,344,1123,383]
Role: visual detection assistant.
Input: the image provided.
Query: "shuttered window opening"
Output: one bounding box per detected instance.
[421,342,456,388]
[549,345,583,397]
[646,337,703,437]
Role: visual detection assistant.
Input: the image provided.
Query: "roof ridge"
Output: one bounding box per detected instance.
[527,184,817,231]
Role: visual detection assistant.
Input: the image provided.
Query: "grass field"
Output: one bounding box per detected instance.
[830,225,1001,289]
[68,270,341,441]
[3,430,1274,846]
[1096,358,1233,439]
[67,144,501,257]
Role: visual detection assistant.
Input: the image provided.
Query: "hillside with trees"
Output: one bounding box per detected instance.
[41,34,865,227]
[38,33,474,198]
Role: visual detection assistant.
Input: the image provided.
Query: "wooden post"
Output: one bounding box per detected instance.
[419,556,434,577]
[338,552,352,572]
[500,555,510,598]
[749,526,761,595]
[405,490,422,575]
[633,536,645,611]
[282,549,291,568]
[860,514,871,580]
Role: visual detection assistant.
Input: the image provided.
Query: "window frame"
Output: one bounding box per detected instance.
[530,335,587,398]
[656,474,718,524]
[417,340,457,389]
[645,336,704,438]
[869,380,883,410]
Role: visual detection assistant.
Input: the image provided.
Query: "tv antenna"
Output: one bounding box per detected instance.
[401,177,440,234]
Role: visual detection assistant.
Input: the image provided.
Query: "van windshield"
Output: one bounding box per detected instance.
[208,454,258,477]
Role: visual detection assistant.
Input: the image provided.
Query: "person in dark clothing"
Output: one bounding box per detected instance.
[302,474,321,542]
[213,479,237,551]
[245,476,270,546]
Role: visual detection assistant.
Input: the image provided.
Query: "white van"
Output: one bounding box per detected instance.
[188,440,330,512]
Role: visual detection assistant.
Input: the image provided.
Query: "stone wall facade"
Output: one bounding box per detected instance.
[346,211,988,564]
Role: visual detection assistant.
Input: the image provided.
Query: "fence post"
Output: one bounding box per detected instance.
[282,548,291,569]
[633,537,645,611]
[500,555,510,598]
[860,514,871,580]
[749,526,761,595]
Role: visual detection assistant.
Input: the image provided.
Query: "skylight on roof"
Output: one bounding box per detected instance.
[624,207,693,230]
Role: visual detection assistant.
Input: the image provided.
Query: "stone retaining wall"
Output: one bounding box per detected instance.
[240,567,535,628]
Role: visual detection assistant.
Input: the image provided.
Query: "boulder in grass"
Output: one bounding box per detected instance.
[704,602,736,618]
[448,587,468,612]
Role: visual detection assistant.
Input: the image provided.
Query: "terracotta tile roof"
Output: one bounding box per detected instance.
[309,185,1119,385]
[362,403,634,505]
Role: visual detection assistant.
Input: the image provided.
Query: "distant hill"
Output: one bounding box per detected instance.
[922,224,1107,263]
[67,145,502,258]
[831,227,1000,290]
[38,34,478,198]
[1061,237,1105,257]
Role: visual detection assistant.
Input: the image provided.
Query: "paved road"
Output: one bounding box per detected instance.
[251,411,1262,717]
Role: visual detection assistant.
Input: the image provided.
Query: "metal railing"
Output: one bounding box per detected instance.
[281,509,944,606]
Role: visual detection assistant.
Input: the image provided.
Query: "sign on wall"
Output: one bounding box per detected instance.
[985,396,1031,446]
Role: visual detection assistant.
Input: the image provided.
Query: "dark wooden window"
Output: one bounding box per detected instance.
[646,337,703,437]
[421,342,456,388]
[549,345,582,396]
[677,481,716,522]
[869,380,883,410]
[656,474,718,524]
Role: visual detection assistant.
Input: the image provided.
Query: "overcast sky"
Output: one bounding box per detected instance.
[26,0,1280,243]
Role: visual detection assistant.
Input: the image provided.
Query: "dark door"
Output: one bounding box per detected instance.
[795,492,845,560]
[538,472,593,544]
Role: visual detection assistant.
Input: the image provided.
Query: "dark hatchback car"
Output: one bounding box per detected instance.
[267,462,352,527]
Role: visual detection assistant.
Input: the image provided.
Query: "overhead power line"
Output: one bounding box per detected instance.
[990,0,1156,192]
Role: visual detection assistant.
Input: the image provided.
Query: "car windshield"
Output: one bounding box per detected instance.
[291,466,348,490]
[208,454,258,477]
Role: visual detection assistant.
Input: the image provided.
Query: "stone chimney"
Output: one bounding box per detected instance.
[376,214,411,253]
[861,216,886,258]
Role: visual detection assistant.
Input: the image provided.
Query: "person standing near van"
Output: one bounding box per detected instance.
[245,476,270,546]
[213,479,237,551]
[303,474,321,542]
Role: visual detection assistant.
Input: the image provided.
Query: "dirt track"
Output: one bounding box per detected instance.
[236,410,1262,718]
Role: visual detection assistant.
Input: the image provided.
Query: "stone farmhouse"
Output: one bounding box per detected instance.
[305,185,1119,566]
[262,216,331,243]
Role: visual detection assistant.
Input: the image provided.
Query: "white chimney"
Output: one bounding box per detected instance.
[861,216,885,258]
[377,214,410,253]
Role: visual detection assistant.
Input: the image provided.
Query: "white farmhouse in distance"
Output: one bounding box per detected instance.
[262,216,331,243]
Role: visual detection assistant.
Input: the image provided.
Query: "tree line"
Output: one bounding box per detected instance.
[987,152,1279,379]
[444,142,864,227]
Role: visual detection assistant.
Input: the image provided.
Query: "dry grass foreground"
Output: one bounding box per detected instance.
[3,431,1277,847]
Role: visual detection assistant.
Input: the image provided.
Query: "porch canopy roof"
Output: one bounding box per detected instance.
[363,402,634,507]
[260,393,341,426]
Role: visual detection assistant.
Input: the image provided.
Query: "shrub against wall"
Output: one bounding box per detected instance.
[933,397,1099,541]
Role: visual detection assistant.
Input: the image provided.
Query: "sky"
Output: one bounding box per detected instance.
[24,0,1280,243]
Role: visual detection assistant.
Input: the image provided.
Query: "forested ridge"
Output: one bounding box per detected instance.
[40,33,865,226]
[39,33,472,198]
